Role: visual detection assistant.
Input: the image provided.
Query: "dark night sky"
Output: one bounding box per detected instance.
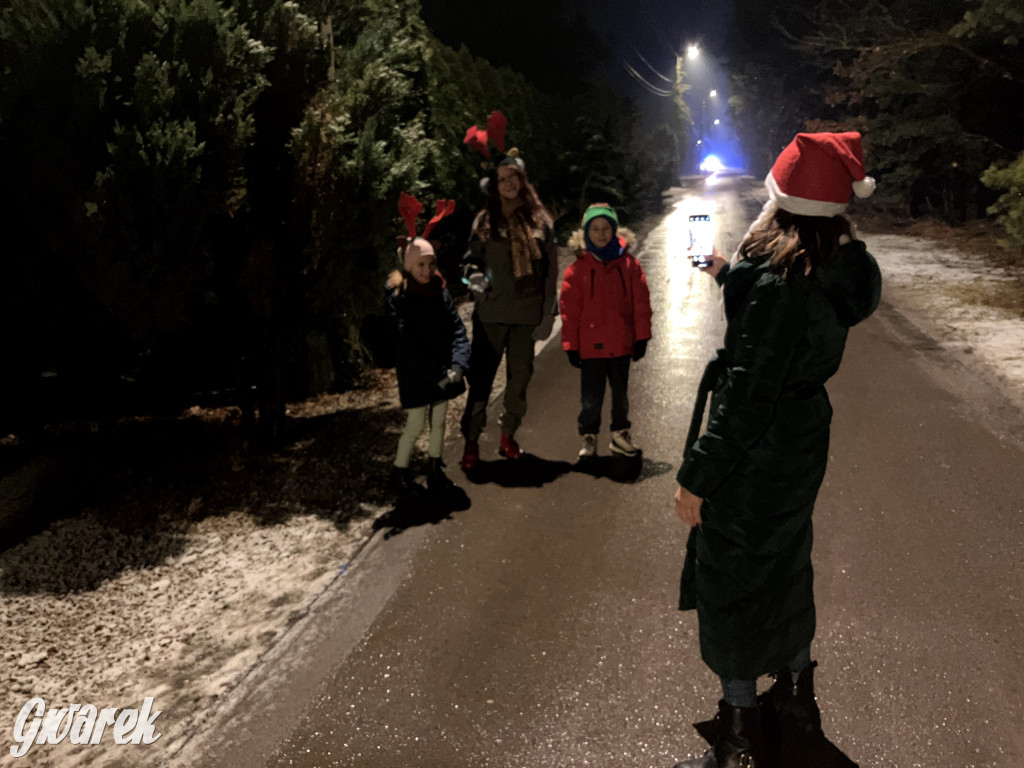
[419,0,745,166]
[419,0,735,96]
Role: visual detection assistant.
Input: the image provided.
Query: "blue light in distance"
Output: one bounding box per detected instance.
[699,154,724,174]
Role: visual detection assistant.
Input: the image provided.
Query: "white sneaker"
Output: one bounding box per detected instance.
[609,429,640,457]
[578,434,597,459]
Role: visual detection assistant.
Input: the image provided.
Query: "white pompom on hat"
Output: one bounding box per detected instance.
[765,131,876,217]
[404,237,435,271]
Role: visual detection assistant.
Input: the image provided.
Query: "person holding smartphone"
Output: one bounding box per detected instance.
[671,132,882,768]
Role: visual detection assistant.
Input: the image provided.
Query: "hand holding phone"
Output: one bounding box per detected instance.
[688,214,715,268]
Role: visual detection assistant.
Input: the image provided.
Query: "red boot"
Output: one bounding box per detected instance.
[499,433,522,460]
[460,439,480,470]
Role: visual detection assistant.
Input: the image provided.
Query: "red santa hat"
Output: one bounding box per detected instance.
[765,131,876,217]
[729,131,877,265]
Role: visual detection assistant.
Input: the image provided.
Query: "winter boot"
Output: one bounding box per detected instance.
[609,428,640,457]
[499,433,522,460]
[760,661,853,766]
[460,439,480,471]
[427,457,456,493]
[388,466,420,493]
[673,699,764,768]
[578,433,598,459]
[762,661,822,736]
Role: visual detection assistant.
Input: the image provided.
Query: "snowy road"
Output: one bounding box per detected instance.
[174,179,1024,768]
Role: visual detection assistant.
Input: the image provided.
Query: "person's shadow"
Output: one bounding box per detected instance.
[461,453,573,488]
[372,484,472,539]
[694,712,858,768]
[572,453,675,484]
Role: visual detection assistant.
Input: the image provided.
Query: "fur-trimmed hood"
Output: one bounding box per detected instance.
[386,270,446,295]
[387,269,405,291]
[567,226,638,255]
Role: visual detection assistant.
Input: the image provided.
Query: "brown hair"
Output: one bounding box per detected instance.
[739,209,855,277]
[484,166,553,239]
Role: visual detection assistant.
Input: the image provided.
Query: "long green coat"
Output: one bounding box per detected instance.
[677,240,882,680]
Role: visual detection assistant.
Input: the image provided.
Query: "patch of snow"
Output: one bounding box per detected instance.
[863,233,1024,409]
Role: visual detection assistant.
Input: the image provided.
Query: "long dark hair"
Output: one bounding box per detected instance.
[484,166,552,240]
[739,209,855,277]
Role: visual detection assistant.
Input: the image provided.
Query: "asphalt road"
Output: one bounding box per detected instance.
[177,178,1024,768]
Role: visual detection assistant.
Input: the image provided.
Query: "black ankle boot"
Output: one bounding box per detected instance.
[760,661,856,767]
[388,466,420,493]
[674,699,764,768]
[762,661,822,737]
[427,457,455,492]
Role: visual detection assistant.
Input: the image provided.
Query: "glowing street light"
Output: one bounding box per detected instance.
[687,44,700,60]
[709,89,717,98]
[714,118,720,125]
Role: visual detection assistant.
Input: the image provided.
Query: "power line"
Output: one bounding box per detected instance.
[631,47,673,83]
[622,61,673,97]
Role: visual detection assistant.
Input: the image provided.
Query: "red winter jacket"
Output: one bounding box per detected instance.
[560,232,652,360]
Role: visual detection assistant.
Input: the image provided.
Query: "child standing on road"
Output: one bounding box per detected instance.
[560,203,652,459]
[386,195,469,493]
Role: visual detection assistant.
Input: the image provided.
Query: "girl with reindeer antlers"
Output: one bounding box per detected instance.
[385,193,469,494]
[458,111,559,469]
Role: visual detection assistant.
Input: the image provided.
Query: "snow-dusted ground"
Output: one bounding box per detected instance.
[0,227,1021,767]
[862,231,1024,411]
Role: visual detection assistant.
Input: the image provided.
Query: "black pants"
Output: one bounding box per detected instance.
[578,355,631,435]
[460,317,536,440]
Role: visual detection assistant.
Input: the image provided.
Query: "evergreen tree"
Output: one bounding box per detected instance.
[0,0,270,426]
[953,0,1024,245]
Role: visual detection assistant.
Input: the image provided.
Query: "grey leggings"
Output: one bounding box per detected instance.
[394,400,448,468]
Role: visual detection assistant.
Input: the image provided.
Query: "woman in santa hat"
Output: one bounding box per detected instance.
[671,132,882,768]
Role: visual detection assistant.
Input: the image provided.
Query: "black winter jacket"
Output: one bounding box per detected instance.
[385,273,471,409]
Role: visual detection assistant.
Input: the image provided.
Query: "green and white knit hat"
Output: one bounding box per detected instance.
[581,203,618,232]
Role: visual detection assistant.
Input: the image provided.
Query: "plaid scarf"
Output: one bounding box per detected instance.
[500,199,544,280]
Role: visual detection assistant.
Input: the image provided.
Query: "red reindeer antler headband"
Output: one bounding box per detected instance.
[398,192,455,240]
[463,110,511,161]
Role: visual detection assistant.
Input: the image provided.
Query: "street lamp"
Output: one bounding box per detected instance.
[709,89,717,98]
[687,44,700,60]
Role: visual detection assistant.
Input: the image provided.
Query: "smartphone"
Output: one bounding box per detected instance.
[688,214,714,268]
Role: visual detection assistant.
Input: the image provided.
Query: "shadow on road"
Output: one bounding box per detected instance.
[461,453,574,488]
[372,485,472,540]
[572,454,675,483]
[694,715,858,768]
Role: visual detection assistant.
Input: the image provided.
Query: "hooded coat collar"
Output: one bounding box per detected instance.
[723,240,880,328]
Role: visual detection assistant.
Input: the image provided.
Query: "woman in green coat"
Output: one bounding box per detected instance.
[673,132,882,768]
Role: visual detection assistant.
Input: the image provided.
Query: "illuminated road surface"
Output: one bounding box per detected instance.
[182,178,1024,768]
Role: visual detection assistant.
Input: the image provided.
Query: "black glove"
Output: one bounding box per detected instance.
[632,339,648,362]
[567,350,581,369]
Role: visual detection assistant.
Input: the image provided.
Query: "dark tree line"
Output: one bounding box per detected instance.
[0,0,677,441]
[723,0,1024,239]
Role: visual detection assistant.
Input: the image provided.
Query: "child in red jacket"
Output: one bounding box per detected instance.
[560,203,652,459]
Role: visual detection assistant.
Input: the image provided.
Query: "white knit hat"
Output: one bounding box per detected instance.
[403,237,435,271]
